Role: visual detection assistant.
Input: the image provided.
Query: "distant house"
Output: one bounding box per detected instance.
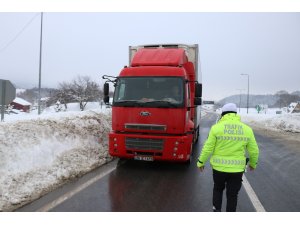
[10,97,32,112]
[288,102,300,113]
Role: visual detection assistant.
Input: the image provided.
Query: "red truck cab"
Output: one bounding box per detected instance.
[103,44,202,163]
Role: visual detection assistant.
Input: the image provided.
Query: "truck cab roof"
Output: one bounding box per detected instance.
[120,66,187,77]
[131,48,188,67]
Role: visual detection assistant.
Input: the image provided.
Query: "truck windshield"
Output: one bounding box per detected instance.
[113,77,185,108]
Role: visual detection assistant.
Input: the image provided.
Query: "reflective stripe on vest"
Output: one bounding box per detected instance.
[212,158,245,166]
[216,136,250,142]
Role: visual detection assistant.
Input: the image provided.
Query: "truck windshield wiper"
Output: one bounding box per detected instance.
[115,99,180,108]
[117,100,138,103]
[140,100,179,107]
[115,100,143,106]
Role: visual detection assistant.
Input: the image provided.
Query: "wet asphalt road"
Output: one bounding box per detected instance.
[244,128,300,212]
[17,112,300,212]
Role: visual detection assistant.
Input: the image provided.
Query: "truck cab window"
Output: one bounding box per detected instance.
[115,81,126,100]
[113,77,185,108]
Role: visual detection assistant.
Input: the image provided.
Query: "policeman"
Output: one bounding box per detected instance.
[197,103,259,212]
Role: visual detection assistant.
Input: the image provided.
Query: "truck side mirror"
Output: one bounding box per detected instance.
[194,97,202,106]
[104,95,110,104]
[103,83,109,104]
[104,83,109,96]
[195,83,202,98]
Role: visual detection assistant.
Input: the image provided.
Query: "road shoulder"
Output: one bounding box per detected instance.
[251,125,300,145]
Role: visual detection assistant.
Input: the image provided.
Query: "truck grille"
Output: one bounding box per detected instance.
[125,123,166,131]
[125,137,164,151]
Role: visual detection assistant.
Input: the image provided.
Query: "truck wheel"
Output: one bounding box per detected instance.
[117,158,127,167]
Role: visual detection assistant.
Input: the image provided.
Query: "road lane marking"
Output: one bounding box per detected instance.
[36,161,118,212]
[242,174,266,212]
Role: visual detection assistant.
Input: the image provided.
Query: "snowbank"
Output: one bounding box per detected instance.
[0,109,112,211]
[215,107,300,133]
[242,113,300,133]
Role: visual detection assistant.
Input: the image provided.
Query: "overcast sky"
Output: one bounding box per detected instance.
[0,12,299,101]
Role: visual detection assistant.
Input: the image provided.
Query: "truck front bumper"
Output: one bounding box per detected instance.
[108,132,193,162]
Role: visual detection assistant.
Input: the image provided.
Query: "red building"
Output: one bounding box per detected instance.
[10,97,32,112]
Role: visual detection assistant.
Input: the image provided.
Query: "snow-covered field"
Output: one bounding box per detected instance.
[0,103,112,211]
[241,112,300,133]
[1,103,299,212]
[213,106,300,133]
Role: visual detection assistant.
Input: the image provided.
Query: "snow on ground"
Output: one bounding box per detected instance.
[1,103,299,211]
[238,108,300,133]
[209,105,300,133]
[0,102,112,211]
[242,112,300,133]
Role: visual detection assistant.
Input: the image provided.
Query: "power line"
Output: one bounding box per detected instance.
[0,13,40,53]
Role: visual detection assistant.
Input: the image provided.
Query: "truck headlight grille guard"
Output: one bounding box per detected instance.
[125,123,166,131]
[125,137,164,151]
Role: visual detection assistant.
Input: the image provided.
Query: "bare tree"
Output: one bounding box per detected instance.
[47,75,102,111]
[57,76,102,111]
[57,81,74,109]
[71,76,102,110]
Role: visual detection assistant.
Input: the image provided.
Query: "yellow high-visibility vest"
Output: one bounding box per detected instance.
[197,113,259,172]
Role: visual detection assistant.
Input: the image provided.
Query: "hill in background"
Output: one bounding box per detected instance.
[217,91,300,108]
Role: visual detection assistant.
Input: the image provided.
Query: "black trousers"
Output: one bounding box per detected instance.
[212,169,243,212]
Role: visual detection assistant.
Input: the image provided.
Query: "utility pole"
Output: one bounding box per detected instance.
[38,12,43,115]
[241,73,249,114]
[237,88,245,113]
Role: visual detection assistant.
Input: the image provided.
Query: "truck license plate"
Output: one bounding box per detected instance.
[134,156,154,161]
